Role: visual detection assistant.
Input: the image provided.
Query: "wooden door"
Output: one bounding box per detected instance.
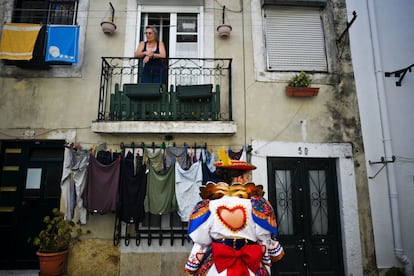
[0,140,64,268]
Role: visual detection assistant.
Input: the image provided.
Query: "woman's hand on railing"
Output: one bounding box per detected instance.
[143,55,150,63]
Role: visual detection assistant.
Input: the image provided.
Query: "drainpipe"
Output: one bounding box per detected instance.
[366,0,413,274]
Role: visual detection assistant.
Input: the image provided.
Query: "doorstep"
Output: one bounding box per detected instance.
[0,271,39,276]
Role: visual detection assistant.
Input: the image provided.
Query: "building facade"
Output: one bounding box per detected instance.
[0,0,382,275]
[346,0,414,275]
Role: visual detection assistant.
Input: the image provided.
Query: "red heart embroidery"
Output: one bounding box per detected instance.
[196,252,205,262]
[217,205,247,232]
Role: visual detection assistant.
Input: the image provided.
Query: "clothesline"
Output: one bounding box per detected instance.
[64,140,253,163]
[120,141,208,150]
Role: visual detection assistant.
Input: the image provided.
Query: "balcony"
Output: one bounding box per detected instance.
[91,57,236,134]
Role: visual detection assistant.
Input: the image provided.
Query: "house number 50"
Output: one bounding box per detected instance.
[298,147,308,155]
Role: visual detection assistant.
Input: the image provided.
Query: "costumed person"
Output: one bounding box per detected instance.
[185,150,284,276]
[134,25,166,83]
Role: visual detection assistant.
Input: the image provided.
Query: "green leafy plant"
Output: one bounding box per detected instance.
[288,71,312,87]
[33,208,82,252]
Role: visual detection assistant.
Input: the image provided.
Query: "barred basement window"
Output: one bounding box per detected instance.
[114,213,189,247]
[111,144,199,247]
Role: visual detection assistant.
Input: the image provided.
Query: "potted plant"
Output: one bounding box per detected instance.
[101,21,117,35]
[100,3,117,35]
[33,208,83,276]
[286,71,319,97]
[217,6,232,38]
[217,24,232,38]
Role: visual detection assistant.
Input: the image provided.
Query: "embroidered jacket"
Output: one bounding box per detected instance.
[185,182,284,275]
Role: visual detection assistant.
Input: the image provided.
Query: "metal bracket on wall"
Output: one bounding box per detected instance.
[385,63,414,86]
[336,11,357,59]
[336,10,357,44]
[368,156,396,179]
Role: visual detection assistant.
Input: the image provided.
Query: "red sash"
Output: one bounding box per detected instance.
[212,242,262,276]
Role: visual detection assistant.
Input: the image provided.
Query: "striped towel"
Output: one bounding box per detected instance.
[0,23,42,60]
[46,25,80,63]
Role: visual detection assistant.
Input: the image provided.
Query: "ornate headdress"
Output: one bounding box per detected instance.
[214,149,256,171]
[199,181,265,200]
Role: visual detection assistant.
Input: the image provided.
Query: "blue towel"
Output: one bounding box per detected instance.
[46,25,80,63]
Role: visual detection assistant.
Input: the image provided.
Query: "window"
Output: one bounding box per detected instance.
[175,13,198,57]
[1,0,87,77]
[263,5,327,72]
[112,145,193,247]
[139,11,203,85]
[13,0,78,25]
[251,0,337,82]
[177,13,197,42]
[4,0,78,67]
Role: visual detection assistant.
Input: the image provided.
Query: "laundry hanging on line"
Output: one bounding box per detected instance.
[0,23,80,63]
[59,143,248,225]
[0,23,42,60]
[46,25,80,63]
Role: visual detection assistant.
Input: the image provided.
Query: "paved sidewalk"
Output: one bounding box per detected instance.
[0,271,38,276]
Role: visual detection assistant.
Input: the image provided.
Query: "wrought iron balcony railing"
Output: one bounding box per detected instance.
[97,57,232,122]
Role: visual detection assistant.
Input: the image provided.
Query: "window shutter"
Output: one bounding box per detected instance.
[137,0,203,5]
[262,0,327,7]
[264,6,327,71]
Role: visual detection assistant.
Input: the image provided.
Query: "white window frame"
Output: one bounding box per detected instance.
[264,6,327,72]
[251,0,338,83]
[123,0,214,61]
[1,0,89,78]
[123,0,214,86]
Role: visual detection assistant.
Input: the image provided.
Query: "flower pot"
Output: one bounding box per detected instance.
[217,24,232,38]
[100,21,116,35]
[37,250,68,276]
[176,84,213,100]
[286,86,319,97]
[124,83,162,99]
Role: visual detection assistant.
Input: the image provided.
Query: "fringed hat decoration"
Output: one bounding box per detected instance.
[199,181,265,200]
[214,149,256,171]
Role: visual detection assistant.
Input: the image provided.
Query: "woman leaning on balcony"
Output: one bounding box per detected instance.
[134,25,166,84]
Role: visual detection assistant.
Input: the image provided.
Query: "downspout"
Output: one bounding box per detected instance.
[241,0,247,145]
[366,0,413,274]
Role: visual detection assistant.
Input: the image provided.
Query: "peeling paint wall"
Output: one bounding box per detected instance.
[68,240,120,276]
[327,1,376,273]
[0,0,374,274]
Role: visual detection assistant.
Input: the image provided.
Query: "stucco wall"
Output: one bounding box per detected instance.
[68,239,120,276]
[0,0,374,274]
[68,239,189,276]
[346,0,414,273]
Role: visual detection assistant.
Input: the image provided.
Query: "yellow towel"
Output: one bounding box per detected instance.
[0,23,42,60]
